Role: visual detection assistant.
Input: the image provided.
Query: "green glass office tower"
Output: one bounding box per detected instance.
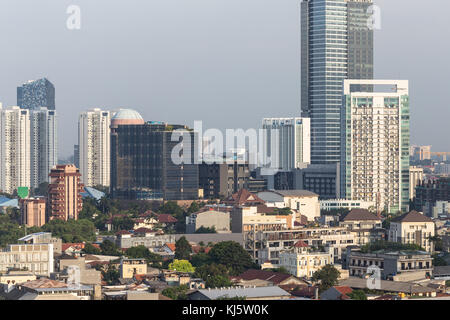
[301,0,373,164]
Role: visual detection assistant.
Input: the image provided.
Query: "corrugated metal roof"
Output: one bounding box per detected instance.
[193,286,290,300]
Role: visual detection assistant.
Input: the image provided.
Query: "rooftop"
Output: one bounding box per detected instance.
[341,209,381,222]
[193,286,290,300]
[391,211,434,223]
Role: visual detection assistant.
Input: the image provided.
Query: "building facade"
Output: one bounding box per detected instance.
[47,165,84,221]
[301,0,374,164]
[110,111,199,201]
[198,160,250,199]
[78,108,113,187]
[341,80,410,213]
[17,78,55,111]
[185,210,230,234]
[20,197,46,227]
[0,106,31,194]
[257,190,320,222]
[0,243,54,277]
[415,178,450,217]
[388,211,435,252]
[262,117,311,170]
[409,166,424,201]
[279,241,333,278]
[30,108,57,189]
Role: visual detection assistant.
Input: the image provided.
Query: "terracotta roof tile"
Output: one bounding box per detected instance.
[157,214,178,223]
[391,211,433,223]
[342,209,381,221]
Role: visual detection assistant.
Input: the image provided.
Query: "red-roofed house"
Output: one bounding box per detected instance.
[61,243,85,256]
[162,243,176,255]
[157,214,178,225]
[232,269,307,287]
[320,286,353,300]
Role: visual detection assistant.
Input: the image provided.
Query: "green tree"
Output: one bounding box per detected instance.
[312,264,340,293]
[432,254,447,266]
[162,285,189,300]
[102,265,120,285]
[41,219,96,243]
[206,275,232,289]
[190,252,211,268]
[175,236,192,260]
[208,241,256,276]
[125,246,162,267]
[100,239,121,256]
[195,226,217,234]
[348,289,367,300]
[194,263,229,280]
[187,202,200,214]
[83,243,101,255]
[169,259,195,273]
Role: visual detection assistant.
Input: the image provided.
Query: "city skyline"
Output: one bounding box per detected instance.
[0,0,448,159]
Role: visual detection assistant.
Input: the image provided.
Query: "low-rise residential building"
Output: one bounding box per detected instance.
[18,232,62,256]
[320,199,375,212]
[245,227,355,267]
[116,232,176,250]
[186,209,230,234]
[54,255,101,285]
[257,190,320,222]
[231,206,294,233]
[279,241,333,278]
[340,209,384,246]
[231,269,308,287]
[0,270,36,285]
[13,279,94,300]
[339,277,438,298]
[388,211,435,252]
[345,248,433,281]
[120,258,147,279]
[320,286,353,300]
[0,243,54,277]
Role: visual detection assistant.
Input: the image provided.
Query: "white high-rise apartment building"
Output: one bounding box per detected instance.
[0,106,31,194]
[262,117,311,171]
[341,80,410,214]
[78,108,113,187]
[30,107,57,189]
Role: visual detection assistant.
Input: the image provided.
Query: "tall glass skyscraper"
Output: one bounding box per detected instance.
[301,0,373,164]
[17,78,55,110]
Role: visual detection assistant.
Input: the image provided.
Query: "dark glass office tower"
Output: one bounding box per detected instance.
[110,122,199,201]
[301,0,373,164]
[17,78,55,110]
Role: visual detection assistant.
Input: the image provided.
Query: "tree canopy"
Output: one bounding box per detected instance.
[312,264,340,293]
[208,241,256,276]
[175,236,192,260]
[169,259,195,273]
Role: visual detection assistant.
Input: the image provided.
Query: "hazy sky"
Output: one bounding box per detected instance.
[0,0,449,157]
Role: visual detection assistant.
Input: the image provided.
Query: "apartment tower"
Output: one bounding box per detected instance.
[78,108,113,187]
[341,80,410,213]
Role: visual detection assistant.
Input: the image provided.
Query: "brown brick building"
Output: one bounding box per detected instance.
[20,197,46,227]
[48,165,84,221]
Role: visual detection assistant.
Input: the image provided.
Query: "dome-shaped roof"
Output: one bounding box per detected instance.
[112,109,143,120]
[111,109,145,126]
